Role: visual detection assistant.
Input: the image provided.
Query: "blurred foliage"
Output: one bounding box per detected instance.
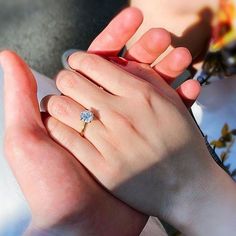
[210,123,236,177]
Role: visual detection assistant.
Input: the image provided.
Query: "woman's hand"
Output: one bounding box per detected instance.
[43,51,236,235]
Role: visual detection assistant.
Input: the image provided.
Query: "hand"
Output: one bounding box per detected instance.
[1,8,151,236]
[129,0,218,63]
[43,51,236,236]
[89,8,200,109]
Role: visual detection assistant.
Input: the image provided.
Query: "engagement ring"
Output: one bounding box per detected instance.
[80,110,94,136]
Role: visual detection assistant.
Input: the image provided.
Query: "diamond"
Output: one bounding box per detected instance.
[80,110,94,123]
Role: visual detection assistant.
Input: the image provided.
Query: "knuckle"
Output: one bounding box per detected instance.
[56,70,77,89]
[79,53,100,71]
[56,131,73,149]
[99,103,112,115]
[111,111,131,128]
[134,81,154,102]
[45,118,72,147]
[49,96,70,117]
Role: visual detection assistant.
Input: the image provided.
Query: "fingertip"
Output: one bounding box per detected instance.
[116,7,144,34]
[68,51,88,70]
[154,47,192,81]
[177,79,201,108]
[121,7,143,23]
[89,7,143,54]
[40,95,52,112]
[0,49,18,67]
[1,50,43,130]
[147,28,171,46]
[0,50,31,78]
[181,79,201,98]
[0,49,15,58]
[172,47,192,71]
[67,52,76,68]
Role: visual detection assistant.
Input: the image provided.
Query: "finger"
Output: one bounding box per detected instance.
[154,47,192,84]
[109,59,199,108]
[0,50,51,189]
[68,51,138,96]
[0,50,107,215]
[107,59,176,98]
[124,28,171,64]
[88,7,143,55]
[43,116,105,169]
[0,50,44,131]
[177,80,201,108]
[55,70,114,118]
[41,95,106,149]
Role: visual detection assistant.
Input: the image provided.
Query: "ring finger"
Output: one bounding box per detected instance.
[42,115,106,171]
[41,95,107,150]
[55,69,116,123]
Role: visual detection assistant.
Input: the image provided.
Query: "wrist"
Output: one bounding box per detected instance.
[169,161,236,235]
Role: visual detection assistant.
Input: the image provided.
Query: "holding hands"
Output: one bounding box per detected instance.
[42,8,236,235]
[1,7,236,236]
[42,49,232,231]
[42,50,205,217]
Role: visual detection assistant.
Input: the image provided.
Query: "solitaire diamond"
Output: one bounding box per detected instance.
[80,110,94,123]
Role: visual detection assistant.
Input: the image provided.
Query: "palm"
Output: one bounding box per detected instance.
[18,125,146,234]
[2,51,146,235]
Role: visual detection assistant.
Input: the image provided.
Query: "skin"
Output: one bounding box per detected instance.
[0,7,195,236]
[43,50,236,236]
[89,8,201,106]
[2,3,236,235]
[2,8,150,236]
[1,53,146,236]
[35,2,235,235]
[1,6,215,236]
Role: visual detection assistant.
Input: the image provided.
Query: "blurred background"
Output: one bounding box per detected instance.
[0,0,128,77]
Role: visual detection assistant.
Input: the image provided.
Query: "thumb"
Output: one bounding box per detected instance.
[0,50,44,131]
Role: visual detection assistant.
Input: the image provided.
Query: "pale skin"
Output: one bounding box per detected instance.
[1,8,196,236]
[41,8,236,236]
[43,51,236,236]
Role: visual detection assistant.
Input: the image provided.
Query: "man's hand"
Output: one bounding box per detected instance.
[1,8,150,236]
[1,50,147,236]
[89,8,200,108]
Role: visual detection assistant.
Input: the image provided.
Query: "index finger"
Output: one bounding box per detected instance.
[88,7,143,56]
